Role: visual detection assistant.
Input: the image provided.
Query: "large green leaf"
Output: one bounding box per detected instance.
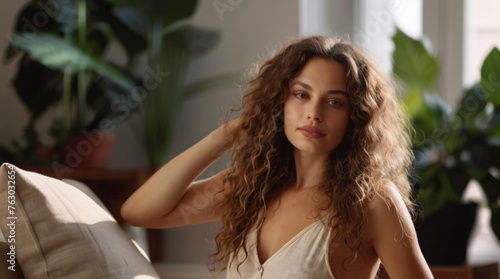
[12,57,63,123]
[489,111,500,149]
[88,0,147,59]
[85,75,140,130]
[153,0,198,28]
[481,47,500,106]
[10,33,92,72]
[418,174,459,218]
[466,136,496,169]
[182,71,241,100]
[456,84,488,131]
[424,90,452,121]
[10,33,134,90]
[137,23,226,167]
[393,28,445,153]
[112,0,198,31]
[140,25,192,167]
[392,28,439,92]
[49,0,79,33]
[5,2,61,61]
[403,90,450,151]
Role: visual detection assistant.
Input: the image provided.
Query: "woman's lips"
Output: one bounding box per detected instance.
[297,125,326,139]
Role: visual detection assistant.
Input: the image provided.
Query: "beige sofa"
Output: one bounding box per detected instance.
[0,163,159,279]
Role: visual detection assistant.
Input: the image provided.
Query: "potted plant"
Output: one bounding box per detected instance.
[2,0,237,169]
[3,0,144,168]
[392,28,500,265]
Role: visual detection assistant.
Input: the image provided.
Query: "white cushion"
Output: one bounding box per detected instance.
[0,163,159,279]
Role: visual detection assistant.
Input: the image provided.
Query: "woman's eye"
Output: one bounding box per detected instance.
[327,99,341,106]
[294,92,307,99]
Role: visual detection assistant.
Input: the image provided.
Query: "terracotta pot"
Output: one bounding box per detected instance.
[59,131,116,169]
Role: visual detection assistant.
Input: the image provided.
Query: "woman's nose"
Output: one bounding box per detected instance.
[307,101,323,121]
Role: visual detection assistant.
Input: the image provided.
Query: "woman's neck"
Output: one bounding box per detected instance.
[292,149,329,189]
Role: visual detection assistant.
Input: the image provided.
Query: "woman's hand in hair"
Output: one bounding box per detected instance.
[219,117,244,149]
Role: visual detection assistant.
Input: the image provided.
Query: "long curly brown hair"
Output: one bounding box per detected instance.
[211,35,414,272]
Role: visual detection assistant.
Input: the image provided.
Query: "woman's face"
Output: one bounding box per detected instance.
[283,57,351,157]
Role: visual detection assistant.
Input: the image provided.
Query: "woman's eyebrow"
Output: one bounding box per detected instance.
[291,80,348,95]
[292,80,313,91]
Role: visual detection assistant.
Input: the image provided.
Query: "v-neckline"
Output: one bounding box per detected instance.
[255,219,322,266]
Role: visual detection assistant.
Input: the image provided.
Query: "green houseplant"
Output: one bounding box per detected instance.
[2,0,144,167]
[392,28,500,265]
[2,0,237,169]
[115,0,239,167]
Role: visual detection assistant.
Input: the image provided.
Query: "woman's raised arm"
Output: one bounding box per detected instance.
[121,118,241,229]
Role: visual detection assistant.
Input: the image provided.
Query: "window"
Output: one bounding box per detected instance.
[468,0,500,83]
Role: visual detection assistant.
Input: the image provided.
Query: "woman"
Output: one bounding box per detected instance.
[121,35,433,279]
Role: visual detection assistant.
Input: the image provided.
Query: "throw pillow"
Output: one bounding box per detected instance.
[0,163,159,279]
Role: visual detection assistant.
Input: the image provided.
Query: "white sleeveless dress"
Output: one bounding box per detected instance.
[226,219,335,279]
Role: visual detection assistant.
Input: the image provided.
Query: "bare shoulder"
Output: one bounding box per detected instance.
[367,182,410,217]
[365,181,417,243]
[366,182,434,279]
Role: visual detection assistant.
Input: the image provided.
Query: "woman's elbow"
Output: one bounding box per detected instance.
[121,200,143,227]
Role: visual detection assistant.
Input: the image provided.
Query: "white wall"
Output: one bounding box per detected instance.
[299,0,353,37]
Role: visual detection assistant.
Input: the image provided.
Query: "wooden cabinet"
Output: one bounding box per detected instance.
[430,263,499,279]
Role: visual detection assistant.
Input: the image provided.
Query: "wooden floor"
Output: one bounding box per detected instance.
[378,262,499,279]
